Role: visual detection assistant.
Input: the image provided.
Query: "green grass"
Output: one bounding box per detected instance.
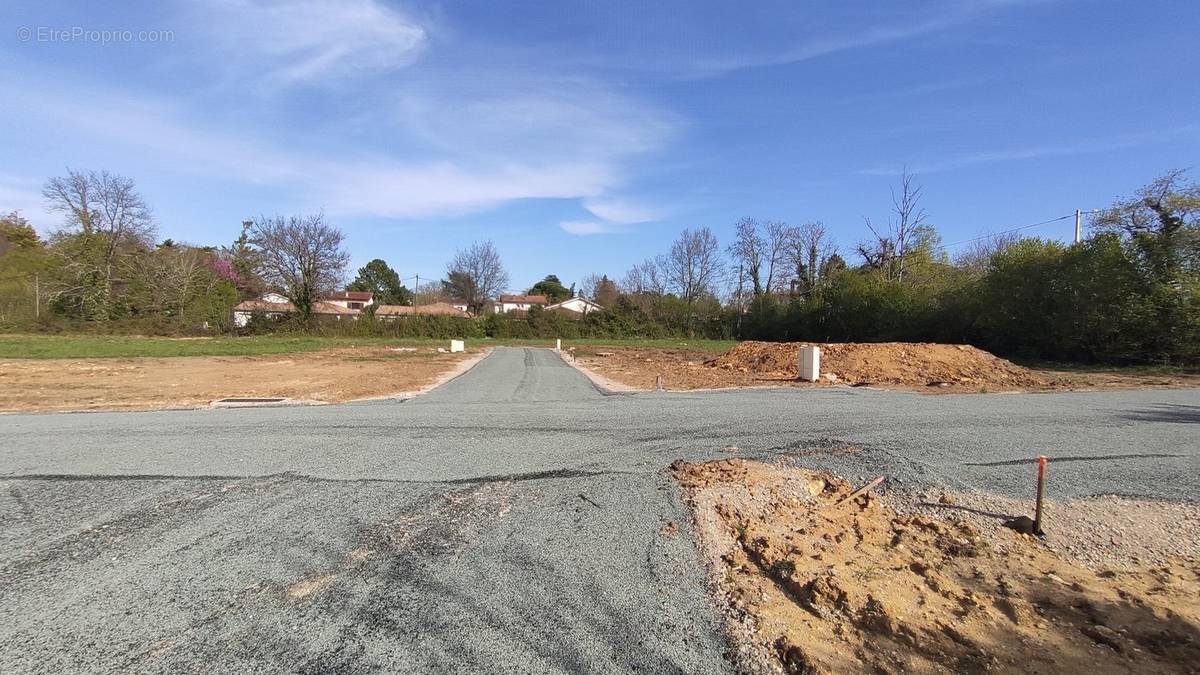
[0,335,437,359]
[0,334,738,359]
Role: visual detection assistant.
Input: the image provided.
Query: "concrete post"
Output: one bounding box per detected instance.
[556,338,561,351]
[799,345,820,382]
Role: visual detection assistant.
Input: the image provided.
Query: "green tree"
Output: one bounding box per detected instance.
[0,211,52,323]
[349,258,412,305]
[528,274,572,302]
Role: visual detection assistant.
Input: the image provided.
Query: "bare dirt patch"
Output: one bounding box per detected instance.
[575,341,1200,392]
[672,458,1200,674]
[0,347,474,412]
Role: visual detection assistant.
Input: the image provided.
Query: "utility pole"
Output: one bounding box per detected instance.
[1074,209,1082,244]
[413,273,419,305]
[34,273,40,319]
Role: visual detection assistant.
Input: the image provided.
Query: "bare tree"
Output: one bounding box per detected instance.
[250,212,350,322]
[660,226,723,303]
[620,258,664,295]
[954,231,1022,275]
[761,220,790,293]
[42,169,156,318]
[857,169,928,281]
[412,280,449,305]
[578,273,602,300]
[786,221,836,293]
[445,240,509,314]
[728,217,765,296]
[43,169,156,251]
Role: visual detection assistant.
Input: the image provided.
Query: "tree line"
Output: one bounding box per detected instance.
[1,168,1196,364]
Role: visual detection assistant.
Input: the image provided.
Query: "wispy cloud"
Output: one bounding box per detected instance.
[3,68,676,220]
[582,197,660,224]
[859,125,1200,175]
[679,0,1034,77]
[192,0,428,84]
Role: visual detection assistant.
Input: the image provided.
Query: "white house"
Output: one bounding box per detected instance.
[545,297,604,315]
[491,294,550,314]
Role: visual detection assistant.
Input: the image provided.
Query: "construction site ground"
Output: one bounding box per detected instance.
[673,458,1200,674]
[0,347,474,412]
[573,341,1200,392]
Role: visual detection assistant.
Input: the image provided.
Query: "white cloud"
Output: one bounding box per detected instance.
[559,221,619,236]
[583,197,659,224]
[196,0,428,83]
[4,71,675,221]
[681,0,1037,77]
[324,161,614,218]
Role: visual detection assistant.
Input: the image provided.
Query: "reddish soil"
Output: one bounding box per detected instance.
[673,458,1200,674]
[575,342,1200,392]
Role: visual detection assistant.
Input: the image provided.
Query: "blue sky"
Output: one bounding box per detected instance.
[1,1,1197,292]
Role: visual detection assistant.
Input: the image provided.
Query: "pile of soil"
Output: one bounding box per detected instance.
[672,458,1200,674]
[706,341,1049,388]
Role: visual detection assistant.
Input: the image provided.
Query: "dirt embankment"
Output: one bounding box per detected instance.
[575,341,1200,392]
[708,341,1049,388]
[0,347,474,412]
[673,459,1200,674]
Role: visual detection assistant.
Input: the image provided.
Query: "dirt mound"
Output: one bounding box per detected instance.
[672,459,1200,674]
[706,341,1047,388]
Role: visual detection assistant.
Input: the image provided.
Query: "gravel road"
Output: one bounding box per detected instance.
[1,347,1197,672]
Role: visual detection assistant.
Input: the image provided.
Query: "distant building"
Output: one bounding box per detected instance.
[492,294,550,314]
[232,290,367,327]
[320,290,374,310]
[545,297,604,315]
[375,302,471,319]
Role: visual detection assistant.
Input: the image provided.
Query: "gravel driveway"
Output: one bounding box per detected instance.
[1,347,1197,672]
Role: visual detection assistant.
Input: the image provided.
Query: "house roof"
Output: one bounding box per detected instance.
[233,300,292,313]
[233,299,360,316]
[546,297,603,312]
[498,294,549,304]
[321,290,374,302]
[375,302,470,317]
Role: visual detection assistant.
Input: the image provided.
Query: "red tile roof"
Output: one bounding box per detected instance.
[375,302,470,317]
[498,294,549,304]
[233,299,360,316]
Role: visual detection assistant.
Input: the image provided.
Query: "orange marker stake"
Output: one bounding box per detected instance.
[1033,455,1048,536]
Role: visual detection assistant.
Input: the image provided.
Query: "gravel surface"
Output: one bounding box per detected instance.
[1,347,1197,672]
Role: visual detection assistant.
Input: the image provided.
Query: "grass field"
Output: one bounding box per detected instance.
[0,334,737,359]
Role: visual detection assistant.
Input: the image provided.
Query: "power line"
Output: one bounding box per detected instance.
[936,213,1076,251]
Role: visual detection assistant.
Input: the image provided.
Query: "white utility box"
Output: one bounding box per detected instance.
[449,339,465,353]
[799,345,820,381]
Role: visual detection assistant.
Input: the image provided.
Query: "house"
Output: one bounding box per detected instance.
[492,294,549,314]
[232,291,364,327]
[375,302,471,319]
[320,290,373,310]
[545,297,604,315]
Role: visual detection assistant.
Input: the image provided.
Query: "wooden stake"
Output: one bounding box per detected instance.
[1034,455,1048,535]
